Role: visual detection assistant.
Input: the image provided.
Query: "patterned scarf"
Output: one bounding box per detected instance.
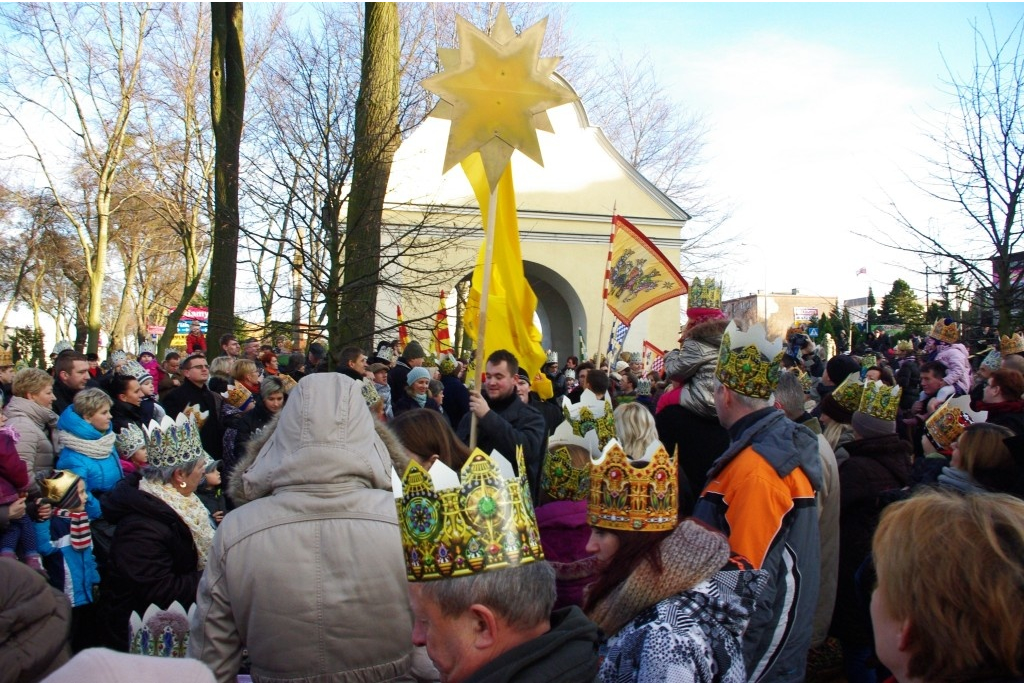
[57,509,92,551]
[138,478,215,570]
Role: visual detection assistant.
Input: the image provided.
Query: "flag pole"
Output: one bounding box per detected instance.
[597,208,617,363]
[469,181,500,451]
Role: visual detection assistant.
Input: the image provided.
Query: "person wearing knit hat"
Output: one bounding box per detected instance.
[391,366,440,419]
[437,354,469,429]
[386,341,425,404]
[817,354,861,401]
[832,380,911,681]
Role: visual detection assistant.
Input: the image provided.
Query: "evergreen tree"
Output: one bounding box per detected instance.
[879,279,925,325]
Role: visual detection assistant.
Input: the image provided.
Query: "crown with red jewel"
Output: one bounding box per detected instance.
[587,438,678,532]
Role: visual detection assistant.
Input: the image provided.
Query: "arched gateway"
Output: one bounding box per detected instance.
[381,75,690,362]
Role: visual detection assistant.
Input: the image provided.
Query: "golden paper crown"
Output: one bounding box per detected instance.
[392,447,543,582]
[929,317,959,344]
[925,395,988,449]
[832,372,866,413]
[895,339,915,353]
[687,276,723,312]
[858,380,902,421]
[562,391,617,450]
[715,322,784,399]
[588,438,678,532]
[182,403,209,429]
[0,345,12,367]
[540,421,599,503]
[279,374,298,394]
[1001,333,1024,355]
[39,469,82,505]
[222,383,252,408]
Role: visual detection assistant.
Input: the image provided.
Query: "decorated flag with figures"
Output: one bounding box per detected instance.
[606,215,689,325]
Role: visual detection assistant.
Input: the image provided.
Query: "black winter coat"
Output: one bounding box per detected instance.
[98,472,202,651]
[111,399,145,434]
[440,374,470,429]
[655,404,729,513]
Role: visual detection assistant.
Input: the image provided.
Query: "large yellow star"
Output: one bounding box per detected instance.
[422,5,578,189]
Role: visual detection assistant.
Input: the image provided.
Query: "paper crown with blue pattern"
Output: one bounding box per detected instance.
[52,340,73,355]
[392,447,543,582]
[715,322,784,399]
[144,414,208,469]
[116,423,147,458]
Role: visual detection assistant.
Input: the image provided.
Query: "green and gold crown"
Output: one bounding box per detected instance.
[540,421,599,503]
[925,395,988,449]
[895,340,915,354]
[860,353,877,370]
[715,322,784,399]
[392,447,543,582]
[588,438,678,532]
[1001,332,1024,355]
[832,372,866,413]
[929,317,959,344]
[561,391,616,450]
[857,380,902,421]
[144,413,208,469]
[116,423,147,458]
[687,276,723,311]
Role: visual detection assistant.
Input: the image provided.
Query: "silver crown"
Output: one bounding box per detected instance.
[120,360,149,381]
[139,341,157,357]
[144,414,207,469]
[116,423,147,457]
[110,350,127,365]
[52,340,73,355]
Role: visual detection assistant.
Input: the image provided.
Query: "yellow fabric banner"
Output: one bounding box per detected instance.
[607,215,689,325]
[461,153,548,387]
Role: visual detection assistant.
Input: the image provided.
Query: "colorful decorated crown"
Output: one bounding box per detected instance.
[588,438,678,532]
[361,378,381,407]
[138,341,157,357]
[38,469,82,505]
[1001,333,1024,355]
[438,353,457,375]
[116,423,147,458]
[715,322,784,399]
[636,378,652,396]
[795,369,814,392]
[278,374,297,394]
[0,345,12,367]
[895,340,915,354]
[182,403,209,429]
[129,601,195,658]
[562,391,616,450]
[832,372,866,413]
[627,351,641,364]
[687,276,723,312]
[144,414,208,469]
[221,384,252,409]
[981,348,1002,371]
[860,353,877,370]
[540,421,598,503]
[925,396,988,449]
[52,340,73,355]
[392,447,543,582]
[929,317,959,344]
[858,380,902,421]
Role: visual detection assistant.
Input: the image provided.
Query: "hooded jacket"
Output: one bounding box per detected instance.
[3,396,59,474]
[934,341,972,395]
[54,406,123,520]
[694,408,822,683]
[187,374,416,682]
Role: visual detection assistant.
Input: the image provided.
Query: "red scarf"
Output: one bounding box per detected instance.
[975,399,1024,415]
[58,510,92,551]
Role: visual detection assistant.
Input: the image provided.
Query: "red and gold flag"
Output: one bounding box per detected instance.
[432,291,453,356]
[397,305,410,350]
[606,215,688,325]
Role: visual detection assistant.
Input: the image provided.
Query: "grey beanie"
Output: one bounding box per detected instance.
[403,340,425,361]
[852,410,895,439]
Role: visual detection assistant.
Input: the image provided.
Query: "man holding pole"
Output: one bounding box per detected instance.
[457,350,547,496]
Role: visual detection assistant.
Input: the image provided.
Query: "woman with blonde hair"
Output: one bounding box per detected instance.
[612,402,658,459]
[4,368,59,473]
[871,490,1024,681]
[937,422,1016,494]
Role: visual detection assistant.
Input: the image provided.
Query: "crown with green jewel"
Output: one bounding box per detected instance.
[561,391,617,450]
[392,447,544,582]
[857,380,902,421]
[832,372,866,413]
[688,276,723,311]
[715,322,784,399]
[540,420,599,503]
[144,413,208,469]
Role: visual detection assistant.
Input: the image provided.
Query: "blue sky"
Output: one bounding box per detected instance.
[561,2,1024,306]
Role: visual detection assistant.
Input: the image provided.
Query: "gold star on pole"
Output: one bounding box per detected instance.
[422,5,578,190]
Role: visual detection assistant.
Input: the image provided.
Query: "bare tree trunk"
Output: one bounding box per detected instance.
[208,2,246,356]
[337,2,400,355]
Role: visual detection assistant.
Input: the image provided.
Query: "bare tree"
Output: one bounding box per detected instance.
[876,14,1024,333]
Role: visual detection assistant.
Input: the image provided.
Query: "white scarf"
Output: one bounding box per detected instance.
[58,430,116,459]
[138,478,216,570]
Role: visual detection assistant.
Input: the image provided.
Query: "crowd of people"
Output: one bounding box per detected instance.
[1,305,1022,682]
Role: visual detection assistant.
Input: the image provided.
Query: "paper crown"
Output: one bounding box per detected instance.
[832,372,866,413]
[120,360,150,381]
[1001,333,1024,355]
[38,469,82,506]
[715,322,784,399]
[687,276,724,313]
[540,421,599,503]
[636,378,652,396]
[562,391,616,450]
[144,414,208,469]
[52,340,73,355]
[138,341,157,357]
[926,395,988,449]
[438,353,457,375]
[857,380,902,421]
[546,350,558,365]
[278,374,297,394]
[361,378,381,407]
[981,348,1002,371]
[221,383,252,409]
[627,352,641,364]
[860,353,877,370]
[392,447,544,582]
[929,317,959,344]
[116,423,147,457]
[110,350,127,365]
[895,340,915,353]
[794,369,814,392]
[182,403,209,429]
[0,345,12,367]
[129,601,195,658]
[588,438,678,532]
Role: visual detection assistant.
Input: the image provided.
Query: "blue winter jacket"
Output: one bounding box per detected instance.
[55,406,123,519]
[36,514,99,607]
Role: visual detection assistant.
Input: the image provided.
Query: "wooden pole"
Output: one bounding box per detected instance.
[468,181,500,450]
